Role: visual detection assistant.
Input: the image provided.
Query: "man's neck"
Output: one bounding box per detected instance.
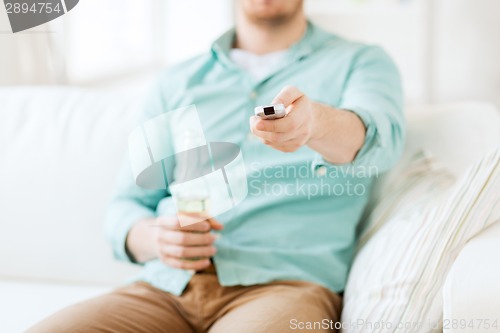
[234,13,307,55]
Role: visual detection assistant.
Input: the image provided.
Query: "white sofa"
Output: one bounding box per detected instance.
[0,87,499,332]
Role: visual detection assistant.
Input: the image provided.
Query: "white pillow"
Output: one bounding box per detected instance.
[341,147,500,333]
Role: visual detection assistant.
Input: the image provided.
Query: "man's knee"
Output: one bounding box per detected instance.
[26,292,130,333]
[28,283,196,333]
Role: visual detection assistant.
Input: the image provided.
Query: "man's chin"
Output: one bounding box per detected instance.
[242,0,303,26]
[248,14,291,26]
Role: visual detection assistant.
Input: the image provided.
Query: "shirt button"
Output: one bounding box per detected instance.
[249,91,257,100]
[316,166,327,177]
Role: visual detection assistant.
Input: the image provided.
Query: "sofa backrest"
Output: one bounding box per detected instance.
[364,102,500,224]
[0,87,143,285]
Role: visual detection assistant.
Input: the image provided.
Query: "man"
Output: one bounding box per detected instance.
[29,0,404,332]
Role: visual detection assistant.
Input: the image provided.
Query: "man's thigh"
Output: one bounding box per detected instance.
[209,280,342,333]
[26,282,195,333]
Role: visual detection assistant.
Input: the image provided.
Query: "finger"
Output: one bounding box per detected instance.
[176,212,212,227]
[160,230,216,246]
[153,216,181,229]
[271,85,304,107]
[253,115,299,133]
[249,116,259,134]
[252,128,296,143]
[161,257,211,271]
[160,244,217,259]
[178,214,224,232]
[179,220,211,233]
[262,139,302,153]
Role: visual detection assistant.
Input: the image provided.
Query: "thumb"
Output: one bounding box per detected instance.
[271,85,305,107]
[207,218,224,231]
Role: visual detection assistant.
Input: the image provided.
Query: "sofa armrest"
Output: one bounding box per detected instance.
[443,220,500,333]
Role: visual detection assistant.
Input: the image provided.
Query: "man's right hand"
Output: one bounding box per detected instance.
[126,215,223,271]
[153,215,223,271]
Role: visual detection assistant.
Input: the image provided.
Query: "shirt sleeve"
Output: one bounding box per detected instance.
[104,78,171,264]
[314,45,405,174]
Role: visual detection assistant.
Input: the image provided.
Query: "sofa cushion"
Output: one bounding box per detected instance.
[0,279,109,332]
[443,220,500,333]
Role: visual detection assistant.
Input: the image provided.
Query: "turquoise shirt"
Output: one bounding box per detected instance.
[105,23,404,296]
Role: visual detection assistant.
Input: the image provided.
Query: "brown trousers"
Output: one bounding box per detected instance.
[27,265,342,333]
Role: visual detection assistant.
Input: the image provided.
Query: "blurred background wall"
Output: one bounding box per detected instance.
[1,0,499,107]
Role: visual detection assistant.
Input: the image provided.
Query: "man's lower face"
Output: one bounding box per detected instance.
[241,0,304,23]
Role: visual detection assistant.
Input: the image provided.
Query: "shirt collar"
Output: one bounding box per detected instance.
[211,21,334,68]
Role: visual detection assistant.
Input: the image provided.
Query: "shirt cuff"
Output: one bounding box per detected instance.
[105,203,156,263]
[311,106,380,173]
